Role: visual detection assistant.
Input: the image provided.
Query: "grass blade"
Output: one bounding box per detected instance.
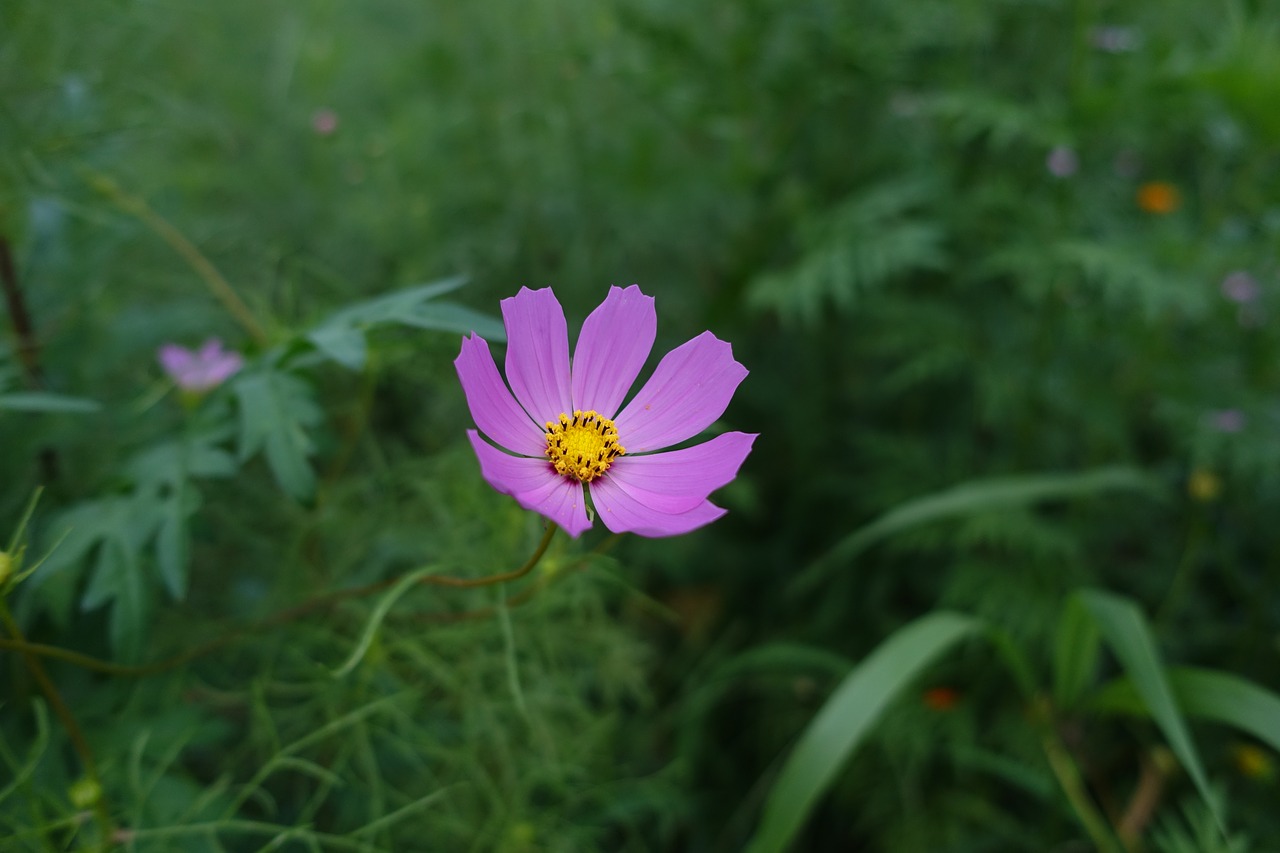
[1078,590,1223,832]
[794,467,1159,594]
[745,612,980,853]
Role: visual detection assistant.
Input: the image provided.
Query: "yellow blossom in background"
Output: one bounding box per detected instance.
[1187,468,1222,502]
[1136,181,1181,214]
[1232,743,1276,781]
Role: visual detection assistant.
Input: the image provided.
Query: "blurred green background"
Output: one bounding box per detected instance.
[3,0,1280,850]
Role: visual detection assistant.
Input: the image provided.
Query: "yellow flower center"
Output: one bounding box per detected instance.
[544,409,625,482]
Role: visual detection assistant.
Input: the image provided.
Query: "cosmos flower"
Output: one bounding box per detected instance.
[311,108,339,136]
[1136,181,1181,215]
[1221,270,1261,304]
[1208,409,1246,433]
[456,286,756,538]
[1090,26,1141,53]
[1046,145,1079,178]
[158,339,244,393]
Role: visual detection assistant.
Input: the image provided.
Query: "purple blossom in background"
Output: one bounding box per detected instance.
[1046,145,1079,178]
[1209,409,1246,433]
[1221,270,1261,304]
[311,108,339,136]
[456,286,756,538]
[158,339,244,392]
[1090,26,1141,53]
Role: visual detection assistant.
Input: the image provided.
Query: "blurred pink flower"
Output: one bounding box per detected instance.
[1209,409,1246,433]
[158,339,244,392]
[1221,270,1261,304]
[1090,26,1141,53]
[1046,145,1079,178]
[311,108,339,136]
[456,286,755,538]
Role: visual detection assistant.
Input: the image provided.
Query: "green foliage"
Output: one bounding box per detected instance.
[745,613,981,853]
[4,0,1280,848]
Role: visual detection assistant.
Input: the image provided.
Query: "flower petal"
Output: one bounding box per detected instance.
[614,331,748,453]
[571,285,655,418]
[589,473,727,537]
[607,432,756,507]
[502,287,573,423]
[455,334,545,456]
[467,432,591,537]
[158,344,194,379]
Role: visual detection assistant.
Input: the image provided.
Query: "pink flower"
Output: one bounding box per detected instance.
[456,286,756,538]
[158,339,244,392]
[1046,145,1079,178]
[1221,270,1261,304]
[1090,26,1141,53]
[1209,409,1246,433]
[311,108,339,136]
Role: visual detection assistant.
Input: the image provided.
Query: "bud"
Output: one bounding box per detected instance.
[68,777,102,810]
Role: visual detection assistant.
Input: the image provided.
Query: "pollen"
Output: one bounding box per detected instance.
[544,409,625,483]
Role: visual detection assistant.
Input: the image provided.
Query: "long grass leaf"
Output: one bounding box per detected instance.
[795,468,1159,594]
[1079,590,1223,832]
[744,612,980,853]
[1093,665,1280,754]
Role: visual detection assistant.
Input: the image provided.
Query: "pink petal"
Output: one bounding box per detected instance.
[501,287,573,424]
[607,432,756,506]
[467,431,591,537]
[203,351,244,386]
[571,285,655,418]
[614,331,748,453]
[158,344,194,380]
[589,474,727,537]
[456,334,546,456]
[198,338,226,360]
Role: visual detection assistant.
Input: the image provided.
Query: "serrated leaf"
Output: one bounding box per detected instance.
[232,370,322,500]
[0,392,101,413]
[747,181,948,324]
[304,277,502,369]
[308,324,367,370]
[745,612,981,853]
[156,495,188,600]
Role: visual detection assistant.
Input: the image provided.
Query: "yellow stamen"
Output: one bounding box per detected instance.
[544,409,625,483]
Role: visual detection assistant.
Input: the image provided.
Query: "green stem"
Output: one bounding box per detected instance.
[0,524,560,679]
[0,601,116,849]
[1042,728,1125,853]
[81,168,269,346]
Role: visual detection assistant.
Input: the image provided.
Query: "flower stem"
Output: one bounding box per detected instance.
[1,524,560,679]
[81,168,269,346]
[0,600,116,849]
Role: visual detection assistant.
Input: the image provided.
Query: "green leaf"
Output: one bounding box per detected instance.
[0,391,101,413]
[1093,665,1280,756]
[1078,590,1222,832]
[232,370,322,500]
[1053,595,1101,711]
[794,467,1160,594]
[155,495,188,600]
[304,277,504,369]
[745,612,981,853]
